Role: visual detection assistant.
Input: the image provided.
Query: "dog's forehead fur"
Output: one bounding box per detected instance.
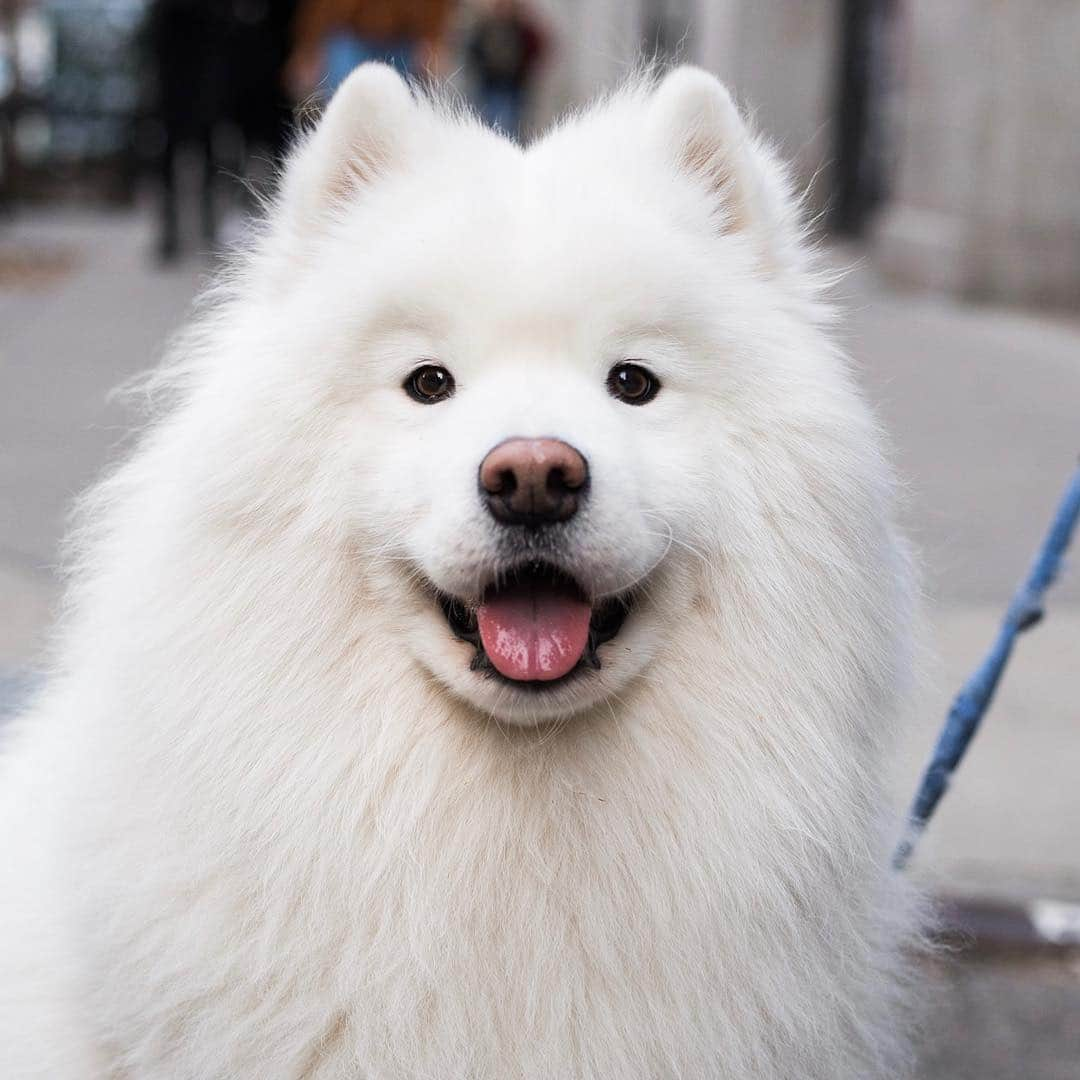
[297,166,727,369]
[276,68,812,372]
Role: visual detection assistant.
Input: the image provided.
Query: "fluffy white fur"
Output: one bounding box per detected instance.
[0,66,920,1078]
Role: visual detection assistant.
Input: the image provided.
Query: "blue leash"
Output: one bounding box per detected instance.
[893,461,1080,870]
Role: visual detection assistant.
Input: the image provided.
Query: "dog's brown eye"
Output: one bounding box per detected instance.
[607,362,660,405]
[405,364,455,404]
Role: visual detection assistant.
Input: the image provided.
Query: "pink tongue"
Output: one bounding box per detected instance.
[477,582,592,682]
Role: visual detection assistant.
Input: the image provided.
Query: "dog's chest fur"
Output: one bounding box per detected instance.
[58,650,906,1080]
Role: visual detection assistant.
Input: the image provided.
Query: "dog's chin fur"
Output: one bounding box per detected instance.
[0,66,923,1078]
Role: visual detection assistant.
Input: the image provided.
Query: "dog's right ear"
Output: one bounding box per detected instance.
[277,63,415,236]
[648,67,801,276]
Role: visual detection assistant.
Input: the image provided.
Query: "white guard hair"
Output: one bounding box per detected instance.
[0,65,922,1078]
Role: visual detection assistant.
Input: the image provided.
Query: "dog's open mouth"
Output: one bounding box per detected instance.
[439,562,632,687]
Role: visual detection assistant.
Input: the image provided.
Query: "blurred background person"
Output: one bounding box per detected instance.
[286,0,453,103]
[146,0,296,260]
[464,0,546,139]
[222,0,298,177]
[146,0,230,259]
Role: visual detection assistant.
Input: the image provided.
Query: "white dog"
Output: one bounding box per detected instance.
[0,65,920,1078]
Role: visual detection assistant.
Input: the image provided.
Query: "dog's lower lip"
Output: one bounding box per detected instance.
[435,563,631,687]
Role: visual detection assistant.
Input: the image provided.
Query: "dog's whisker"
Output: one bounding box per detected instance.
[639,525,711,564]
[593,528,674,601]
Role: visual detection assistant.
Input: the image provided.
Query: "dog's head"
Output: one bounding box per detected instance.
[207,65,892,726]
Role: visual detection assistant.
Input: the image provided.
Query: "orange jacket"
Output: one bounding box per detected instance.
[293,0,452,55]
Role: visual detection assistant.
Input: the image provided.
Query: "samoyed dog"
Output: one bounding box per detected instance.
[0,65,919,1078]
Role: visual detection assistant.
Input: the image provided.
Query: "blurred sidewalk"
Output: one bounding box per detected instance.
[1,211,207,685]
[839,257,1080,906]
[2,211,1079,905]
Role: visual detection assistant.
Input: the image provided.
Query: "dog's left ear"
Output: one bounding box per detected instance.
[277,63,417,239]
[650,67,800,272]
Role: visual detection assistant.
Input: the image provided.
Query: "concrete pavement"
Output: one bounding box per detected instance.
[1,211,206,682]
[840,260,1080,904]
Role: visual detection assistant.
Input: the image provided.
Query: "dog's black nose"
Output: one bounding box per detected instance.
[479,438,588,527]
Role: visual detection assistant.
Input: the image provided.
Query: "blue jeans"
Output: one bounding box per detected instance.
[479,86,524,138]
[322,34,415,98]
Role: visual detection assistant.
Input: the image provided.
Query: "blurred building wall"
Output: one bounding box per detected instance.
[534,0,839,210]
[874,1,1080,308]
[700,0,838,207]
